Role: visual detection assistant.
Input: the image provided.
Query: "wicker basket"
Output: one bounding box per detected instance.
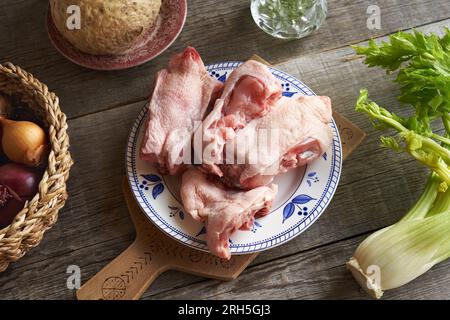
[0,62,73,272]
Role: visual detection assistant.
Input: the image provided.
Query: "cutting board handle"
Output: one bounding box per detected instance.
[76,238,167,300]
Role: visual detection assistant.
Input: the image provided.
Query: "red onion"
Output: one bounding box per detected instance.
[0,127,8,166]
[0,163,41,228]
[0,195,25,229]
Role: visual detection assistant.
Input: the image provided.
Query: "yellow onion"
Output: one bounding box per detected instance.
[0,117,48,167]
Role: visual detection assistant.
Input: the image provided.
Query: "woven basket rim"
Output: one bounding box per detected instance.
[0,62,73,272]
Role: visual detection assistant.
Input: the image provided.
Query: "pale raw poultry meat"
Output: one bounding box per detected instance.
[221,95,333,189]
[218,60,282,124]
[139,47,333,260]
[180,168,278,259]
[140,47,223,175]
[197,60,282,173]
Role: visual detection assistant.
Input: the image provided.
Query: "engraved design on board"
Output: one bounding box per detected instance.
[101,251,152,300]
[101,277,126,300]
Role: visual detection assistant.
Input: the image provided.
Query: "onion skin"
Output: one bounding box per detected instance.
[0,163,41,228]
[0,117,48,167]
[0,163,40,197]
[0,197,25,229]
[0,127,9,166]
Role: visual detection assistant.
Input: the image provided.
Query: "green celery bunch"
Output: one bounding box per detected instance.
[354,28,450,138]
[347,29,450,298]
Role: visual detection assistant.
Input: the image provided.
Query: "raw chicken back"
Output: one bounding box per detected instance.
[140,47,223,175]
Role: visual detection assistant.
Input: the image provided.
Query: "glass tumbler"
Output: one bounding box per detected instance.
[251,0,327,39]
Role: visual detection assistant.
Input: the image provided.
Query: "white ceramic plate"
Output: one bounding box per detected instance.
[126,62,342,255]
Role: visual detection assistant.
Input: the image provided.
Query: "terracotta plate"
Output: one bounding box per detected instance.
[46,0,187,70]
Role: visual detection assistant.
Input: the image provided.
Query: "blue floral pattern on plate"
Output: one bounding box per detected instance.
[140,174,164,199]
[282,194,316,223]
[251,220,263,233]
[306,172,319,187]
[168,206,185,220]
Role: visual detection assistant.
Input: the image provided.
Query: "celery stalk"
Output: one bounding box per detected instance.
[352,90,450,298]
[401,173,440,222]
[347,211,450,299]
[347,172,449,299]
[350,28,450,299]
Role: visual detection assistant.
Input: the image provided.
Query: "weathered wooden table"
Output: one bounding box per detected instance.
[0,0,449,300]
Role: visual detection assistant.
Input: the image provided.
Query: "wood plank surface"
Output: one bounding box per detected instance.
[145,235,450,300]
[0,1,449,119]
[0,1,449,300]
[2,18,450,299]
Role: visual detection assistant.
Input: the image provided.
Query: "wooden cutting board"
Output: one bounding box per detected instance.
[77,56,366,300]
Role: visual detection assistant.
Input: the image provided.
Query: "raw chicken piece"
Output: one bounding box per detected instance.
[140,47,223,175]
[219,60,282,123]
[221,95,333,189]
[197,60,282,171]
[181,168,278,259]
